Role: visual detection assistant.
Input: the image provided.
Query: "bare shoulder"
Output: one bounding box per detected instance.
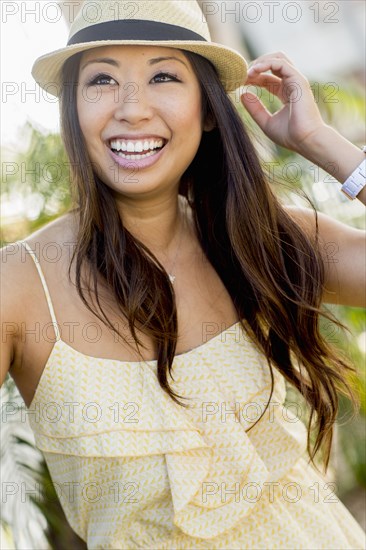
[283,203,363,243]
[283,203,365,306]
[283,202,364,257]
[0,210,78,329]
[23,210,78,250]
[283,204,318,237]
[10,210,77,270]
[0,211,78,382]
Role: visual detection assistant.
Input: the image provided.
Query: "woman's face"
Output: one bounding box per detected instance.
[77,45,209,200]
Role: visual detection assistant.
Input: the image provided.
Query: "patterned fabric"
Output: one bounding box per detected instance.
[23,241,365,549]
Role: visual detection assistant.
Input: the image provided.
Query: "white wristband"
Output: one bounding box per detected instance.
[341,146,366,200]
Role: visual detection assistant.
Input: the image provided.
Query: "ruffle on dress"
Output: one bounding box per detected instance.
[29,346,308,539]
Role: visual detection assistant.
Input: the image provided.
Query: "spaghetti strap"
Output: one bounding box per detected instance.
[19,240,61,341]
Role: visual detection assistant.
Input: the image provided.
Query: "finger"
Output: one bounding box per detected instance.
[248,59,296,80]
[247,58,307,89]
[244,73,286,103]
[240,92,273,131]
[249,50,296,68]
[248,59,311,106]
[245,72,282,86]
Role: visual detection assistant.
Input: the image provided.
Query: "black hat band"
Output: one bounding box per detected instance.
[68,19,208,45]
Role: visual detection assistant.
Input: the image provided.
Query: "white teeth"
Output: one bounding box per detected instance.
[116,149,159,160]
[110,139,164,153]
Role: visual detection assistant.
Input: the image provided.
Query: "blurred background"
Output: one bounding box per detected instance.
[1,1,365,547]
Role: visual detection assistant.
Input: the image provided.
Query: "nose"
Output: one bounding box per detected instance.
[113,82,154,124]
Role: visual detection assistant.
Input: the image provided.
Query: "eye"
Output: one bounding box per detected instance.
[87,73,118,86]
[151,72,180,83]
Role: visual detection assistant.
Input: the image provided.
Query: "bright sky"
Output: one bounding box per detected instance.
[1,2,69,148]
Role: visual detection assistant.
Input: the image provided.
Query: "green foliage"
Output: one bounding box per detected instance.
[1,122,72,246]
[2,122,70,200]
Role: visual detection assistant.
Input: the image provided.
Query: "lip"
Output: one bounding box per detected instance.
[107,141,168,170]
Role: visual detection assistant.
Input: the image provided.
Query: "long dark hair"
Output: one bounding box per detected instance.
[60,49,359,472]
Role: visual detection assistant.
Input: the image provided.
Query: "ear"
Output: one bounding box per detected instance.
[203,113,216,132]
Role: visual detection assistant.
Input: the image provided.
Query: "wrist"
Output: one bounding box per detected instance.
[296,124,366,184]
[294,123,331,157]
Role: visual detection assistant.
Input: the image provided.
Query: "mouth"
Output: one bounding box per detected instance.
[108,138,167,160]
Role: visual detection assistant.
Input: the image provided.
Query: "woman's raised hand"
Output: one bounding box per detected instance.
[241,51,326,153]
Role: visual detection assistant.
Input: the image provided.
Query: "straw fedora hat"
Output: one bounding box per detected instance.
[32,0,248,96]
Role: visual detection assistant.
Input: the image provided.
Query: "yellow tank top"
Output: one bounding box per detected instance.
[22,241,365,549]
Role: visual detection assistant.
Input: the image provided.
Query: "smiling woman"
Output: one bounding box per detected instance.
[75,45,208,198]
[1,1,366,549]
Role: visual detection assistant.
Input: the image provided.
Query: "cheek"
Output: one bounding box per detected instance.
[165,96,203,138]
[76,90,109,137]
[183,89,203,134]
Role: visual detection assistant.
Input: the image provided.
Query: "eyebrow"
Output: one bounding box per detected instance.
[148,56,188,69]
[81,57,119,71]
[80,56,188,71]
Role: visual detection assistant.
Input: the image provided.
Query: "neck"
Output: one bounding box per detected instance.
[114,193,189,255]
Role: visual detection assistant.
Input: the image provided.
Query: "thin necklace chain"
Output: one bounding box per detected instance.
[168,200,187,284]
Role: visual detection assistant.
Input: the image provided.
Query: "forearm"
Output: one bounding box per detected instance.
[296,124,366,205]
